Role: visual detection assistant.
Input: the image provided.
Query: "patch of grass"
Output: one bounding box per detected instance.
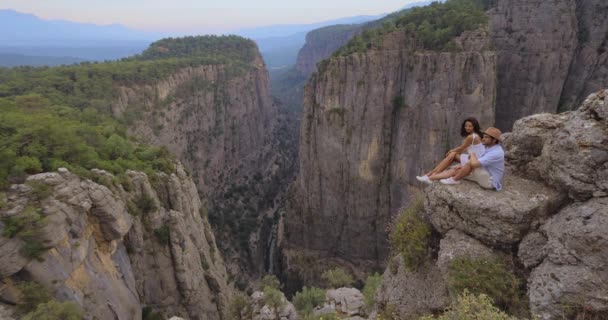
[2,206,44,238]
[392,95,406,112]
[559,299,608,320]
[226,292,251,320]
[0,192,6,209]
[362,273,382,311]
[20,240,48,261]
[321,267,353,288]
[16,282,52,315]
[326,106,346,117]
[389,197,430,271]
[142,306,163,320]
[261,274,281,290]
[419,289,516,320]
[377,303,399,320]
[447,257,523,314]
[134,193,157,215]
[26,180,53,200]
[293,286,326,316]
[22,301,84,320]
[153,225,170,245]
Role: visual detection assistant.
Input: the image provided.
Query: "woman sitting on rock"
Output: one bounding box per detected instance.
[416,117,485,184]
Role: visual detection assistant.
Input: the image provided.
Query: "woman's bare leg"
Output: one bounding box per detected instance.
[429,167,459,181]
[425,152,458,176]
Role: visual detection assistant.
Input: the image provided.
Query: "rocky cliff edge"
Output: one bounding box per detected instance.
[0,163,232,320]
[375,90,608,319]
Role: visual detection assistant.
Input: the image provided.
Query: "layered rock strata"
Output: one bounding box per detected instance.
[0,165,231,320]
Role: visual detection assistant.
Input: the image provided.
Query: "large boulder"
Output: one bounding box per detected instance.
[325,287,365,317]
[436,230,497,275]
[424,174,564,247]
[503,89,608,200]
[374,256,449,319]
[527,197,608,319]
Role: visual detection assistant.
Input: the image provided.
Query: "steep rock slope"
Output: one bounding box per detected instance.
[375,90,608,319]
[0,164,231,320]
[295,25,362,77]
[281,28,496,284]
[489,0,608,130]
[112,45,298,281]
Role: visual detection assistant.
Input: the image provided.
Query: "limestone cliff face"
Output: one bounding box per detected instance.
[111,51,298,280]
[281,29,496,283]
[375,90,608,319]
[489,0,608,130]
[295,25,362,77]
[0,164,231,320]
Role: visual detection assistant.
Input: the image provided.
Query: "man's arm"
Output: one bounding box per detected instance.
[469,152,481,169]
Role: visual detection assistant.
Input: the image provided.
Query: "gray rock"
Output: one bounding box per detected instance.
[528,198,608,319]
[375,257,449,319]
[518,232,548,269]
[503,89,608,201]
[326,287,365,316]
[250,290,297,320]
[425,174,564,247]
[0,166,231,320]
[0,236,27,278]
[437,230,496,275]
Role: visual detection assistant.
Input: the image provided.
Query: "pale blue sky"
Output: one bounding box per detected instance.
[0,0,423,33]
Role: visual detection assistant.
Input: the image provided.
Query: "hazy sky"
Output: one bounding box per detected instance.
[0,0,423,33]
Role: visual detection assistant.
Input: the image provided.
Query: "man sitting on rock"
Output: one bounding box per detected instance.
[424,127,505,191]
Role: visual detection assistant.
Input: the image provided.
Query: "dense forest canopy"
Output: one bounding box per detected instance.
[0,35,258,188]
[331,0,490,58]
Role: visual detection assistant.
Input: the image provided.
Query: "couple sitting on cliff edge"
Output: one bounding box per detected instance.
[416,117,505,191]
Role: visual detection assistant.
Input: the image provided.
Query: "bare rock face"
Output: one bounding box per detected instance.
[113,51,298,281]
[527,197,608,319]
[282,28,497,279]
[503,89,608,200]
[374,257,449,319]
[489,0,608,130]
[295,25,362,77]
[425,174,565,247]
[0,165,231,320]
[436,230,496,274]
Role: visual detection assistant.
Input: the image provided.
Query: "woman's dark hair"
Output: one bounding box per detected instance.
[460,117,482,137]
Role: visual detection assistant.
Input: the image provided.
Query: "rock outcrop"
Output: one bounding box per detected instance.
[0,164,231,320]
[375,90,608,319]
[249,290,298,320]
[282,28,496,282]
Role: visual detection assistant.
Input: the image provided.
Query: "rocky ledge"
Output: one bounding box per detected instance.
[375,90,608,319]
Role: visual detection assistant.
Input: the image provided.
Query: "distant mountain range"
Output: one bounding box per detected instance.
[0,9,162,44]
[236,1,434,69]
[0,3,434,67]
[0,53,85,67]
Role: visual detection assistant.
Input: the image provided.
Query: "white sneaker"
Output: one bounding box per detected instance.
[416,175,433,185]
[440,177,461,185]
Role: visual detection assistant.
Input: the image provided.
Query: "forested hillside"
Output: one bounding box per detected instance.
[0,35,259,189]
